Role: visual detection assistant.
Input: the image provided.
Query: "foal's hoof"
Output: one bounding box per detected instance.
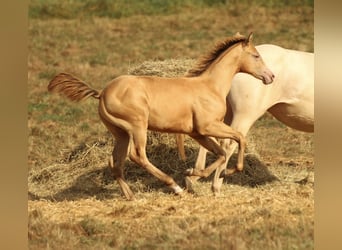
[170,184,184,197]
[175,190,185,197]
[184,168,194,176]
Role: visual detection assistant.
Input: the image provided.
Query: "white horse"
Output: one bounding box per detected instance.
[180,44,314,194]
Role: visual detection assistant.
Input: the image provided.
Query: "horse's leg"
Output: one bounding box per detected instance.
[187,122,246,177]
[109,131,135,200]
[185,137,219,192]
[212,113,263,194]
[175,134,186,161]
[211,138,238,193]
[195,137,218,170]
[185,135,227,192]
[129,127,183,195]
[101,118,135,200]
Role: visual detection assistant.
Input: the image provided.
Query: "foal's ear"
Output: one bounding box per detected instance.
[247,32,253,42]
[243,32,253,46]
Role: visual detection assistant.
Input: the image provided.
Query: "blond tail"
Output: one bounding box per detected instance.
[48,72,101,102]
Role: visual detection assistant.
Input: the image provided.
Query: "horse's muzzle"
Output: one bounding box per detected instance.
[262,70,275,84]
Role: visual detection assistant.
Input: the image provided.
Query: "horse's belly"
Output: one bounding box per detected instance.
[148,110,193,133]
[268,102,314,132]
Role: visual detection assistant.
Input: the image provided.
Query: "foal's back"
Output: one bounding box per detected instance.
[100,75,207,134]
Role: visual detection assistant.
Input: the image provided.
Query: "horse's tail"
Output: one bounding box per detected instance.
[175,134,186,161]
[48,73,101,102]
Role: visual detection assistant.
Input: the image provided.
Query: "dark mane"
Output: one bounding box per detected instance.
[186,35,247,77]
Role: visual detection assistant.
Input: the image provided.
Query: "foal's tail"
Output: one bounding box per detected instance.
[48,73,101,102]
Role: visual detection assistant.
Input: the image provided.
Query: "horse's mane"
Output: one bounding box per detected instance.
[186,35,247,77]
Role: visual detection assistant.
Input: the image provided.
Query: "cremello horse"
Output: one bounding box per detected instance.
[48,33,274,200]
[178,44,313,194]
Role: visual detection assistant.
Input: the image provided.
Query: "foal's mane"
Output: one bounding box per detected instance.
[186,35,247,77]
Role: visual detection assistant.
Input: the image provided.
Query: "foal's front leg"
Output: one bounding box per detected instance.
[187,121,246,177]
[184,136,226,192]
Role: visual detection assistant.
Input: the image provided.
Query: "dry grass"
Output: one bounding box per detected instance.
[28,59,314,249]
[28,2,314,249]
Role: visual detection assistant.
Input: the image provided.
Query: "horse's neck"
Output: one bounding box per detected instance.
[201,48,240,97]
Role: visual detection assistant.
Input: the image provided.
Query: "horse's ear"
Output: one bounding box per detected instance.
[247,32,254,42]
[243,32,253,47]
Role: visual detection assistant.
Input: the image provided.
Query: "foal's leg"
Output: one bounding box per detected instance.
[186,137,218,186]
[188,138,238,194]
[100,116,135,200]
[211,138,238,193]
[212,114,262,194]
[109,131,135,200]
[129,128,183,195]
[198,121,246,173]
[184,135,226,192]
[186,135,227,177]
[185,122,246,194]
[100,120,134,201]
[194,137,219,170]
[184,145,209,192]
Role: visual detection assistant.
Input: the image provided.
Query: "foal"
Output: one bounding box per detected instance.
[48,33,274,200]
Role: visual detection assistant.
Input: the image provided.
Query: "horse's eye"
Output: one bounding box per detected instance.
[253,54,260,59]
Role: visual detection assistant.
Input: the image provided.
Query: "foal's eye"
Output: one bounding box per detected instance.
[253,54,260,59]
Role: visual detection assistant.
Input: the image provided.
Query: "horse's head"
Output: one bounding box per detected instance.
[239,32,275,84]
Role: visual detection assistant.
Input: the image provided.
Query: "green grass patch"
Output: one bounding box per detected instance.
[29,0,313,19]
[29,98,85,123]
[38,69,57,80]
[29,0,221,19]
[28,102,49,114]
[88,52,108,66]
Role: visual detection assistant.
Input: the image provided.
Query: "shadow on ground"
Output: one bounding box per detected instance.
[29,143,279,201]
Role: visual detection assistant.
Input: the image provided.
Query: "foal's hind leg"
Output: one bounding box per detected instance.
[100,118,135,200]
[129,128,183,195]
[109,131,135,200]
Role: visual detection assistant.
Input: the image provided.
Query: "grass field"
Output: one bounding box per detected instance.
[28,1,314,249]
